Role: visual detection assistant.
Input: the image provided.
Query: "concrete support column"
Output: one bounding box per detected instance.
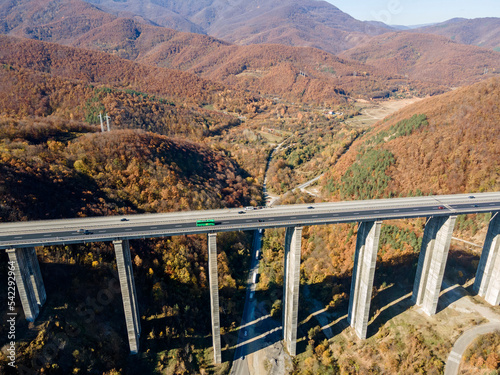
[6,247,46,321]
[25,247,47,306]
[473,213,500,305]
[347,221,382,339]
[412,215,457,316]
[283,226,302,356]
[113,240,141,354]
[208,233,222,364]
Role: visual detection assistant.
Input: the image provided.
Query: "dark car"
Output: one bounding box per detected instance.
[77,229,93,234]
[120,218,129,221]
[238,211,245,214]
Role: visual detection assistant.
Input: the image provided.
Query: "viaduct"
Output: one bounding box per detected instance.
[1,192,500,364]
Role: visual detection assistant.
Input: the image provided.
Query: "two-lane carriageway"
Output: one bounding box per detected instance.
[0,192,499,250]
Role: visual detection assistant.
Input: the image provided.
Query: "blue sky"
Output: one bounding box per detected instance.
[327,0,500,26]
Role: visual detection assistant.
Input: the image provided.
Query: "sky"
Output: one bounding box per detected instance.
[327,0,500,26]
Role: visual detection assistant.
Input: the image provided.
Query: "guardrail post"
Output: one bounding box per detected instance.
[6,248,45,321]
[412,215,457,315]
[474,212,500,305]
[348,221,382,339]
[113,240,141,354]
[283,226,302,356]
[208,233,222,364]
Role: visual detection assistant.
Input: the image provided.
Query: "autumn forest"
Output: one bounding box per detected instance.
[0,0,500,374]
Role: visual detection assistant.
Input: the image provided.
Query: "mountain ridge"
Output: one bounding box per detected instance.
[413,17,500,50]
[322,77,500,200]
[339,32,500,87]
[82,0,392,54]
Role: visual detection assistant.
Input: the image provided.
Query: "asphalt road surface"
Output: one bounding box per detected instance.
[0,193,499,250]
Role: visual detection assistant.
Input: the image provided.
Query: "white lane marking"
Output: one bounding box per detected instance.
[14,236,22,239]
[43,234,52,237]
[151,227,157,229]
[99,230,106,233]
[175,225,182,227]
[448,351,462,363]
[125,229,132,231]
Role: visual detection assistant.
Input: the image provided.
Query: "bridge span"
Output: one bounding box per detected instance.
[2,192,500,363]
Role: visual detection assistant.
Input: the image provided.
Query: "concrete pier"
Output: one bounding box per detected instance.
[413,216,457,316]
[283,226,303,356]
[474,213,500,305]
[6,247,46,321]
[25,247,47,306]
[348,221,382,339]
[113,240,141,354]
[208,233,222,364]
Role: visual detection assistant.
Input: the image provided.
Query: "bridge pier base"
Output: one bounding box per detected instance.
[6,247,46,322]
[113,240,141,354]
[413,215,457,316]
[348,221,382,339]
[208,233,222,364]
[283,226,302,356]
[474,213,500,305]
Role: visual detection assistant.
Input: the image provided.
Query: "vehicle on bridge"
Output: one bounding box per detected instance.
[196,219,216,227]
[77,229,93,234]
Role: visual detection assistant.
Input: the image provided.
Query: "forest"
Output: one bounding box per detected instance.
[0,21,498,375]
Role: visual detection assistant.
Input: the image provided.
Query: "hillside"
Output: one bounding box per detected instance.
[0,123,261,221]
[0,122,258,373]
[340,32,500,87]
[0,34,229,105]
[66,17,421,103]
[2,1,493,102]
[0,3,410,104]
[48,17,445,102]
[414,17,500,51]
[0,0,117,43]
[322,77,500,200]
[72,17,231,62]
[82,0,392,54]
[140,42,420,104]
[0,25,267,372]
[256,78,500,375]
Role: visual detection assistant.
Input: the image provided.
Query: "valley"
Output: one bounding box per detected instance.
[0,0,499,374]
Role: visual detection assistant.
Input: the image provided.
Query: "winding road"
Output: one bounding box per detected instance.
[445,322,500,375]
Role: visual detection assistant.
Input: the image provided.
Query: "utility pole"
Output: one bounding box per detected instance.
[99,113,104,132]
[105,114,111,132]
